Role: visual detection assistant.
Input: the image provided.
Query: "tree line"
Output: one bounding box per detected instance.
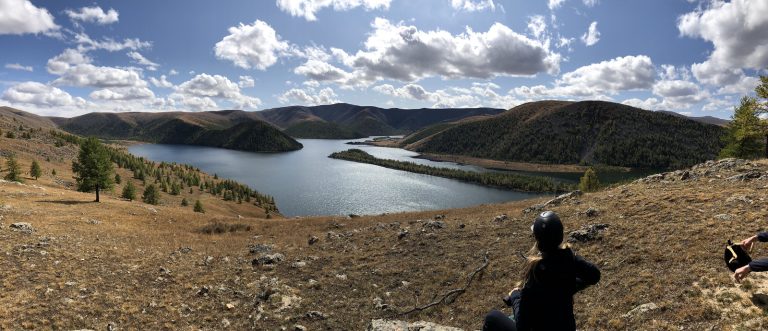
[330,149,571,193]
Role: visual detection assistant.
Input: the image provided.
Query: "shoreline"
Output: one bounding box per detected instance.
[415,153,631,173]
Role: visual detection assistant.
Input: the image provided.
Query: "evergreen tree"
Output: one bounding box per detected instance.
[72,137,114,202]
[4,155,22,182]
[181,198,189,206]
[51,169,57,176]
[578,167,600,192]
[754,74,768,157]
[193,200,205,213]
[114,173,122,184]
[5,131,15,139]
[142,184,160,205]
[720,96,763,159]
[30,160,42,180]
[122,181,137,201]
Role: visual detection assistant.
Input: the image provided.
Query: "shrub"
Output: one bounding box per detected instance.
[142,184,160,205]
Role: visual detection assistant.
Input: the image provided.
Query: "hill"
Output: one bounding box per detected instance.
[1,106,58,130]
[411,100,725,169]
[256,103,505,138]
[54,110,302,152]
[1,124,767,330]
[283,121,364,139]
[658,110,730,127]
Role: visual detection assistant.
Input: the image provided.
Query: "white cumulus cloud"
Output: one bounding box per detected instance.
[214,20,290,70]
[2,81,86,108]
[548,0,566,10]
[127,51,159,71]
[172,73,261,111]
[279,87,340,106]
[276,0,391,21]
[580,21,600,46]
[0,0,58,35]
[451,0,495,12]
[65,6,119,25]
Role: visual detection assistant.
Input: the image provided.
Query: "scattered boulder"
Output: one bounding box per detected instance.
[10,222,34,233]
[715,214,734,221]
[582,207,600,217]
[249,244,273,254]
[305,311,328,320]
[335,274,348,281]
[367,319,464,331]
[373,297,390,310]
[291,261,307,269]
[397,229,409,240]
[252,253,285,267]
[294,325,307,331]
[493,214,509,222]
[308,236,319,245]
[568,224,609,243]
[86,219,101,225]
[545,190,583,206]
[424,220,446,230]
[623,302,658,318]
[434,214,445,220]
[178,247,192,254]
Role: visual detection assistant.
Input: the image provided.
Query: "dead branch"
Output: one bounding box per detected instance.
[397,251,490,316]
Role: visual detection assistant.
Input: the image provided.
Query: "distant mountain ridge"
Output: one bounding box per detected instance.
[254,103,505,138]
[408,100,726,169]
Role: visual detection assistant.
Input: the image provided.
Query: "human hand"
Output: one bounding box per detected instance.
[740,236,757,252]
[735,265,752,282]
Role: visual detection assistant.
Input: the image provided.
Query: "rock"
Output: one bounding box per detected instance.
[583,207,600,217]
[335,274,347,281]
[568,224,609,243]
[545,190,583,206]
[493,214,509,222]
[253,253,285,267]
[367,319,464,331]
[679,170,691,181]
[727,171,762,181]
[623,302,658,318]
[715,214,734,221]
[423,220,446,230]
[226,302,236,309]
[294,325,307,331]
[305,310,328,320]
[178,247,192,254]
[523,204,545,214]
[373,297,390,310]
[159,267,171,276]
[10,222,33,233]
[86,219,101,225]
[292,261,307,269]
[434,214,445,220]
[197,286,210,296]
[327,231,340,240]
[458,223,465,229]
[203,256,214,265]
[397,229,409,240]
[221,318,231,328]
[308,236,319,245]
[726,195,753,205]
[249,244,273,254]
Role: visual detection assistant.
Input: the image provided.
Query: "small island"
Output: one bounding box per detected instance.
[329,149,570,193]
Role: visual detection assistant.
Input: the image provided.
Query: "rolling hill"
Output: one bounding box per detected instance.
[53,110,303,152]
[256,103,505,138]
[410,100,726,169]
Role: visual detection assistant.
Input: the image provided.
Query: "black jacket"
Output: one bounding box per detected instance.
[514,247,601,331]
[749,232,768,271]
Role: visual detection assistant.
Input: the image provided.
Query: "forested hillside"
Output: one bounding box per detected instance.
[414,100,725,169]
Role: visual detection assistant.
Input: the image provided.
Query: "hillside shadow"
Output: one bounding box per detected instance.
[751,293,768,312]
[36,200,95,205]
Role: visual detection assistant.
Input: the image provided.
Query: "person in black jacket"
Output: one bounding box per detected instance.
[483,211,601,331]
[734,232,768,282]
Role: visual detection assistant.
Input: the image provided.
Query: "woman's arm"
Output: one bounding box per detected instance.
[740,232,768,251]
[574,255,601,293]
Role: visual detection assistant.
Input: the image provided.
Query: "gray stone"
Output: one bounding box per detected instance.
[367,319,464,331]
[308,236,319,245]
[423,220,446,230]
[10,222,33,233]
[623,302,658,318]
[568,224,609,243]
[715,214,734,221]
[253,253,285,266]
[248,244,273,254]
[397,229,409,240]
[493,214,509,222]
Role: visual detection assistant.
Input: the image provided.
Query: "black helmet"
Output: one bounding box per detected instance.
[533,211,563,251]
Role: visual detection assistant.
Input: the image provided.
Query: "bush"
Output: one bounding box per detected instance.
[30,160,42,180]
[579,167,600,192]
[181,198,188,206]
[114,173,122,184]
[122,181,137,201]
[142,184,160,205]
[193,200,205,213]
[199,222,251,234]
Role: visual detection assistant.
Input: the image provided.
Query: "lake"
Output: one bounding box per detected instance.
[128,139,550,217]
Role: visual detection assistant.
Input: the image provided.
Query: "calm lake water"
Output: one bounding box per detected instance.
[128,139,549,217]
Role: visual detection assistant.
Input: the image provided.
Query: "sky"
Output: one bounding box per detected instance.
[0,0,765,118]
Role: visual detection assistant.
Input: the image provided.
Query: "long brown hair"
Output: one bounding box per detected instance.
[519,242,569,288]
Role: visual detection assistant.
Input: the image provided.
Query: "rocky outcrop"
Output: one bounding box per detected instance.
[367,319,464,331]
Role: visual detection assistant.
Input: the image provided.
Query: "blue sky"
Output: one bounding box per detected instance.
[0,0,766,118]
